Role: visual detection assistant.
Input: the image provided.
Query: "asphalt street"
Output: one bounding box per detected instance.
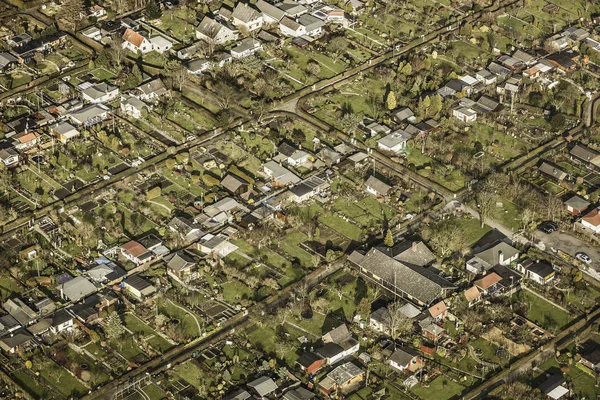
[534,230,600,271]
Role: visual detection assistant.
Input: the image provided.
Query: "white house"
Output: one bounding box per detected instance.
[389,347,422,373]
[50,310,74,334]
[122,28,152,53]
[88,5,106,18]
[476,69,497,85]
[120,95,147,119]
[232,3,264,32]
[516,259,555,285]
[377,130,412,153]
[230,38,262,59]
[149,36,173,54]
[196,16,239,44]
[0,148,19,167]
[279,14,325,37]
[452,107,477,123]
[287,150,310,166]
[256,0,286,23]
[69,104,109,127]
[582,208,600,234]
[80,82,119,103]
[120,240,153,266]
[186,58,212,75]
[364,175,391,197]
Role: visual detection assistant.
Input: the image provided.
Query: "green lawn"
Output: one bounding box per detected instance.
[12,369,47,398]
[173,359,213,390]
[159,300,201,340]
[123,314,174,353]
[517,290,570,331]
[222,280,255,304]
[455,219,492,246]
[538,357,599,400]
[411,375,467,400]
[318,212,363,241]
[282,232,313,268]
[37,360,88,398]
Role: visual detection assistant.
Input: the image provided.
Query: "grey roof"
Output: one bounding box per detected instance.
[122,95,146,110]
[137,78,167,96]
[476,96,500,112]
[523,259,554,278]
[391,107,414,121]
[539,162,568,180]
[283,387,315,400]
[0,52,17,68]
[197,16,228,38]
[539,374,566,394]
[388,241,436,267]
[52,121,78,136]
[224,389,252,400]
[70,104,109,124]
[298,14,325,32]
[124,274,153,292]
[247,376,278,397]
[364,175,392,196]
[60,276,97,302]
[474,241,519,266]
[350,248,455,305]
[512,50,535,64]
[570,144,600,165]
[231,38,260,55]
[564,195,590,211]
[0,148,18,161]
[378,130,412,149]
[488,62,511,77]
[390,346,419,366]
[264,161,300,185]
[167,252,196,273]
[81,82,117,100]
[0,329,33,349]
[187,58,211,72]
[277,2,308,16]
[232,2,262,23]
[222,174,249,194]
[323,362,363,385]
[256,0,286,21]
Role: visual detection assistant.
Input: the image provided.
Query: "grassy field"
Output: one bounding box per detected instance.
[159,300,201,340]
[123,313,175,353]
[318,212,363,241]
[517,289,570,331]
[455,219,492,246]
[411,375,467,400]
[282,232,313,268]
[37,359,88,398]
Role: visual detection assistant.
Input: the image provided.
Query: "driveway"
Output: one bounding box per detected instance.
[534,230,600,271]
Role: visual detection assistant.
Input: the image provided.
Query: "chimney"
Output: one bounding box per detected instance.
[498,250,504,265]
[412,242,417,252]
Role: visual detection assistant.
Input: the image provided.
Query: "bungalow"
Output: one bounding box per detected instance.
[0,315,21,337]
[88,4,106,18]
[569,143,600,169]
[377,130,412,153]
[3,298,37,326]
[487,62,511,80]
[475,69,497,85]
[50,121,80,144]
[123,274,156,299]
[0,148,19,167]
[297,352,324,375]
[232,2,264,32]
[539,374,569,400]
[120,240,153,266]
[283,387,315,400]
[168,216,204,242]
[167,251,197,279]
[186,58,212,75]
[122,28,152,54]
[224,389,252,400]
[582,207,600,234]
[287,150,310,166]
[69,104,109,127]
[391,107,416,123]
[516,259,555,285]
[545,50,578,72]
[196,16,239,45]
[427,300,447,321]
[473,272,503,296]
[476,96,501,113]
[512,49,536,66]
[177,43,201,60]
[564,195,589,216]
[149,36,173,54]
[466,241,520,274]
[360,120,391,137]
[278,2,308,17]
[86,259,126,283]
[0,329,35,354]
[348,248,455,307]
[289,173,328,203]
[197,233,238,258]
[452,107,477,123]
[319,362,364,396]
[319,324,360,365]
[264,161,301,186]
[230,38,262,59]
[580,348,600,372]
[11,131,41,151]
[539,162,568,183]
[135,78,168,101]
[247,376,278,398]
[256,0,286,23]
[58,276,97,302]
[221,174,250,196]
[463,286,481,307]
[364,175,391,197]
[279,14,325,37]
[120,95,147,119]
[389,346,424,373]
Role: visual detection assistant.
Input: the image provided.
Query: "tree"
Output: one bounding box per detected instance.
[384,229,394,247]
[476,185,497,228]
[60,0,85,31]
[382,302,413,342]
[329,37,348,63]
[340,113,361,138]
[422,219,468,258]
[430,94,443,117]
[146,0,162,19]
[105,312,125,339]
[109,34,127,69]
[399,63,412,76]
[123,64,143,89]
[306,62,321,77]
[386,91,396,110]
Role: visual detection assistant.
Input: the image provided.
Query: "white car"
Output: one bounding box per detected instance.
[575,252,592,265]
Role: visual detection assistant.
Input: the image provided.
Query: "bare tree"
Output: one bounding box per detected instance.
[382,302,413,343]
[110,34,127,69]
[476,185,497,228]
[422,218,468,258]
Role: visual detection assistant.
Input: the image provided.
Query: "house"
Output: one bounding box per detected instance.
[545,50,578,72]
[177,43,201,60]
[0,315,21,337]
[168,216,204,242]
[452,107,477,123]
[3,298,37,326]
[289,173,329,203]
[232,2,264,32]
[498,55,525,71]
[476,96,501,113]
[463,286,481,307]
[548,34,570,51]
[427,300,447,321]
[149,36,173,54]
[135,78,168,101]
[319,362,364,396]
[391,107,416,123]
[512,49,536,66]
[369,303,420,333]
[59,276,97,302]
[487,62,511,79]
[264,161,301,186]
[50,121,80,144]
[247,376,278,398]
[49,309,74,334]
[186,58,212,75]
[123,274,156,299]
[196,16,239,45]
[69,104,109,127]
[80,82,119,103]
[389,346,424,373]
[579,348,600,372]
[230,38,262,59]
[582,207,600,234]
[11,131,41,151]
[120,240,153,265]
[419,317,446,342]
[539,162,568,183]
[122,28,152,54]
[197,234,238,257]
[473,272,503,296]
[0,52,18,70]
[86,257,126,283]
[476,69,497,85]
[256,0,286,23]
[296,352,324,375]
[466,241,520,274]
[516,259,555,285]
[0,148,19,167]
[564,195,589,216]
[287,150,310,166]
[570,143,600,169]
[364,175,392,197]
[349,248,455,307]
[224,389,252,400]
[318,324,360,365]
[167,251,197,279]
[68,289,117,323]
[539,374,569,400]
[120,95,147,119]
[317,147,341,166]
[279,15,325,37]
[360,120,391,138]
[0,329,35,354]
[283,387,315,400]
[88,4,106,18]
[377,130,412,153]
[278,2,308,17]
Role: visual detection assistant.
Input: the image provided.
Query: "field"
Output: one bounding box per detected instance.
[517,289,570,331]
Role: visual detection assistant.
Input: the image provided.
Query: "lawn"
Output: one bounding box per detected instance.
[455,218,492,246]
[318,212,364,241]
[411,375,467,400]
[516,290,570,331]
[173,359,213,390]
[537,357,599,400]
[37,359,88,398]
[123,314,175,353]
[282,232,313,268]
[492,198,522,231]
[159,300,201,340]
[246,324,299,365]
[12,369,47,398]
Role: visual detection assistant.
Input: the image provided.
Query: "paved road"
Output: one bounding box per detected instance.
[534,230,600,270]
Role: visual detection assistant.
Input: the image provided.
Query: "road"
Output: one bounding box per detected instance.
[534,230,600,270]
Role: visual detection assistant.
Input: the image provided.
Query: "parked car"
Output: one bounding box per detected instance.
[538,221,558,233]
[575,252,592,265]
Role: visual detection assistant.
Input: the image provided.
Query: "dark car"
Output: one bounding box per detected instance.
[538,221,558,233]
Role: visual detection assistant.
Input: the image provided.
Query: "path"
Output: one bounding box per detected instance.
[147,200,172,213]
[285,321,319,339]
[166,298,202,336]
[521,285,570,313]
[467,345,499,369]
